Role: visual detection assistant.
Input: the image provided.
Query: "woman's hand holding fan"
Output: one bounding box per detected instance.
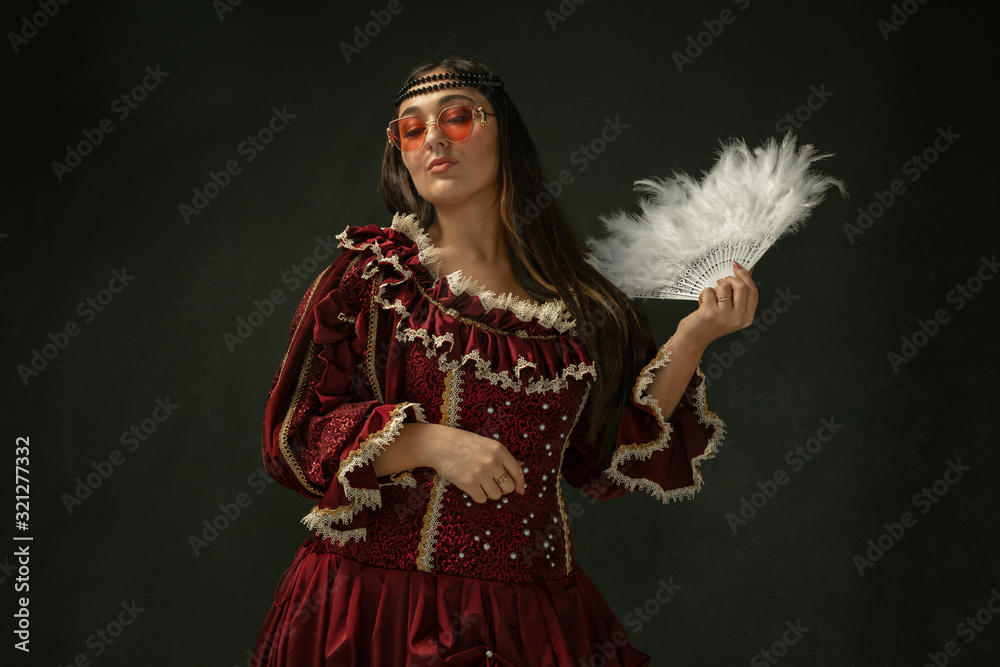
[585,131,846,301]
[674,259,759,351]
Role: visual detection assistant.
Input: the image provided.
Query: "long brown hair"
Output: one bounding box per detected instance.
[378,55,656,471]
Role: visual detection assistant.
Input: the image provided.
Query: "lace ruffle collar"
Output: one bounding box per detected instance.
[388,213,577,333]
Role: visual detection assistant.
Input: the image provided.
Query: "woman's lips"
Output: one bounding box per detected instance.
[428,159,457,173]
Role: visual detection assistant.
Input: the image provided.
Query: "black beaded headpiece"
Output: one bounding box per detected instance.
[394,72,504,107]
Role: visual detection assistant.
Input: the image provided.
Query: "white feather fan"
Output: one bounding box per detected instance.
[584,131,846,300]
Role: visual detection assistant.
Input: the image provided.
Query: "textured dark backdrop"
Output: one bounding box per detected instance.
[3,0,996,665]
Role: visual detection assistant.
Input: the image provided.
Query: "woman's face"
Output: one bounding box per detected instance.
[393,72,500,210]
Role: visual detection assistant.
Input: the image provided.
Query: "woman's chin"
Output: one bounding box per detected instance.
[418,187,471,207]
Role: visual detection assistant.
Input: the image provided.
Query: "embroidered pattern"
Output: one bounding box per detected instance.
[335,217,596,396]
[300,401,428,542]
[274,266,342,498]
[557,381,592,575]
[603,336,727,503]
[416,367,462,571]
[277,339,325,498]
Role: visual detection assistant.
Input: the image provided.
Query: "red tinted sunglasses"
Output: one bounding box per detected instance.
[387,105,495,153]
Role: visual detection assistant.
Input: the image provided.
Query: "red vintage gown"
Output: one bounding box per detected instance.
[250,213,726,666]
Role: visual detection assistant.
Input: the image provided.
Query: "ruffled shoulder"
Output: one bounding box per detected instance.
[327,213,596,393]
[335,213,581,333]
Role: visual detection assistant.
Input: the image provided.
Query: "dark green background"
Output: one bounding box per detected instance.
[3,0,995,664]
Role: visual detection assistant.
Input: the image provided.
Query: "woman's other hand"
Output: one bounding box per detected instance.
[423,429,527,503]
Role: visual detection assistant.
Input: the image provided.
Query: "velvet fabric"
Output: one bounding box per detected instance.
[251,214,725,666]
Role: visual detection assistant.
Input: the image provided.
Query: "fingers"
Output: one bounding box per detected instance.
[713,279,733,303]
[508,458,526,495]
[483,460,525,501]
[731,260,758,294]
[710,261,759,329]
[471,445,527,502]
[442,431,530,504]
[716,276,745,313]
[731,260,758,327]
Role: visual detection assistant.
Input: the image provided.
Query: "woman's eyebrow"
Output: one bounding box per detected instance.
[398,94,478,118]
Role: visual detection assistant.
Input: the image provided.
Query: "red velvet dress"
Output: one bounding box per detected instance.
[250,213,726,666]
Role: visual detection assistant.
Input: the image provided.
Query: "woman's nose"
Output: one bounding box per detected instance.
[424,120,448,147]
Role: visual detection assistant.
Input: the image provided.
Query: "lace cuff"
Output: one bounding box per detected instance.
[300,401,427,544]
[603,337,726,503]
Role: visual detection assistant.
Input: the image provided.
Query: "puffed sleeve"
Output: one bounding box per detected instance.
[562,335,725,503]
[261,245,427,544]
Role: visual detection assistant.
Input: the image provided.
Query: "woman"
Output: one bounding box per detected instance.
[251,55,757,666]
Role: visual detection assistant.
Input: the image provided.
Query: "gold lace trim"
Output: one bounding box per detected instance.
[276,263,336,381]
[385,471,417,488]
[603,336,727,503]
[277,340,325,499]
[390,212,579,334]
[416,367,461,571]
[557,381,592,575]
[395,322,596,395]
[336,220,595,394]
[411,278,564,340]
[365,267,385,404]
[274,264,339,498]
[300,401,428,543]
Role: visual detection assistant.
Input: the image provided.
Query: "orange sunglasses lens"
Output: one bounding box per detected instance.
[390,106,477,152]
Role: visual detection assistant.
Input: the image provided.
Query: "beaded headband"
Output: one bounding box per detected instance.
[394,72,504,107]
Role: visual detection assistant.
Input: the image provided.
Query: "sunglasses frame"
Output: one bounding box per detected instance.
[386,105,496,153]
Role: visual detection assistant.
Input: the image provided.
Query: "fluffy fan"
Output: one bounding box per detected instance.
[584,131,847,300]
